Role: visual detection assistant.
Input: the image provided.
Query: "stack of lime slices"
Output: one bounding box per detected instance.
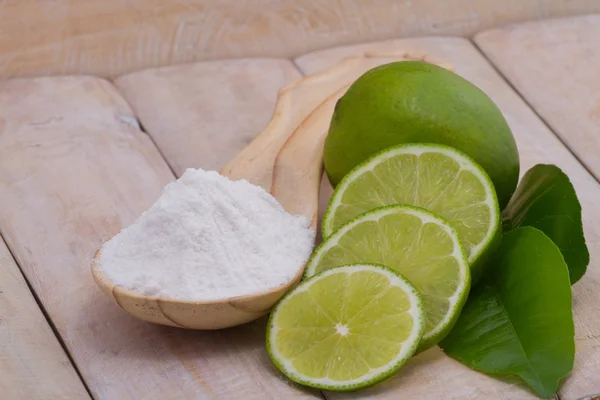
[323,143,501,281]
[267,144,501,391]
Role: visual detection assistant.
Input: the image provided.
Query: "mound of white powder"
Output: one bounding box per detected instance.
[97,168,315,301]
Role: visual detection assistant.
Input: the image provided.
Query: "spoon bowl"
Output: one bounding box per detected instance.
[91,52,453,329]
[92,249,305,329]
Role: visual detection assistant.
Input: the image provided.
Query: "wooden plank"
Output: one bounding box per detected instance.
[115,58,302,175]
[0,237,90,399]
[474,14,600,182]
[1,1,600,78]
[0,76,319,399]
[295,37,600,400]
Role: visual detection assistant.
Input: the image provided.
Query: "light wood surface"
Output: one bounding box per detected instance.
[0,76,319,399]
[474,14,600,182]
[116,59,302,176]
[1,28,598,400]
[296,36,600,400]
[2,0,600,78]
[0,237,90,399]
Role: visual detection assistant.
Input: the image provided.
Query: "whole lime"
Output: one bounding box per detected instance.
[324,61,519,208]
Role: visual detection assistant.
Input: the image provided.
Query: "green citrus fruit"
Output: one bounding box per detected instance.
[324,61,519,208]
[267,264,425,391]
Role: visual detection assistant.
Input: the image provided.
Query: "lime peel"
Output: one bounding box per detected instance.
[323,61,519,208]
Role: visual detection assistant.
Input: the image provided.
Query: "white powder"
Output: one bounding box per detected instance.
[97,168,315,301]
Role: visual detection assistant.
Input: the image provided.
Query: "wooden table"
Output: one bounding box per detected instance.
[1,14,599,400]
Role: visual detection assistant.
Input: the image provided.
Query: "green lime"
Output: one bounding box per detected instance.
[322,143,501,281]
[267,264,425,391]
[324,61,519,208]
[306,205,470,349]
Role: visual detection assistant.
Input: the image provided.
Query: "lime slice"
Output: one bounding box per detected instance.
[322,143,501,279]
[306,205,470,349]
[267,264,425,391]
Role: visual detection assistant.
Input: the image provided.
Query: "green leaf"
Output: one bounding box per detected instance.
[439,227,574,398]
[503,164,588,283]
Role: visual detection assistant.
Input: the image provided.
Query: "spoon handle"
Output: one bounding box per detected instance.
[219,82,300,189]
[220,56,383,190]
[270,52,454,229]
[271,85,349,229]
[220,53,442,190]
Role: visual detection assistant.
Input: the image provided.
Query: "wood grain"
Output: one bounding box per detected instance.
[271,84,346,229]
[1,0,600,78]
[474,14,600,182]
[296,37,600,400]
[0,237,90,399]
[116,59,302,176]
[0,76,319,399]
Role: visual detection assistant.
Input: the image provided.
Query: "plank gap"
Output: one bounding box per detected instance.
[114,58,304,176]
[470,38,600,188]
[135,118,179,178]
[0,231,94,399]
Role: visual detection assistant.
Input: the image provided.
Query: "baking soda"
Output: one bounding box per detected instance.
[96,168,315,301]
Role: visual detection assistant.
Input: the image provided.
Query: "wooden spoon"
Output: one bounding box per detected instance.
[91,52,452,329]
